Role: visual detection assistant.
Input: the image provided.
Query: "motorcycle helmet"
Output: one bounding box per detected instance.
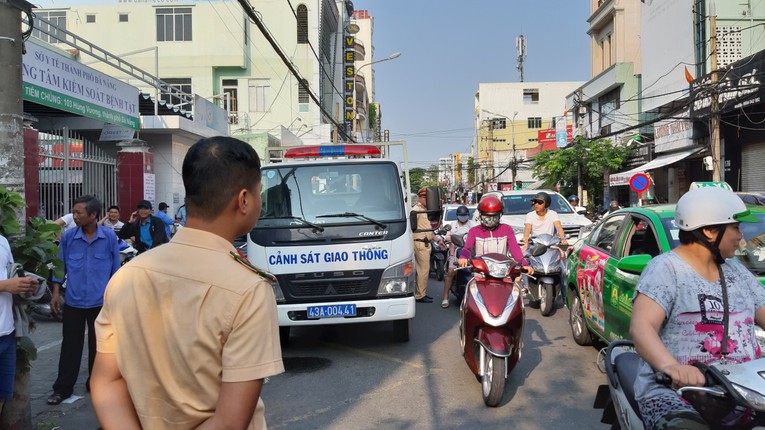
[456,205,470,223]
[532,192,551,209]
[478,195,503,230]
[568,195,579,204]
[675,187,758,263]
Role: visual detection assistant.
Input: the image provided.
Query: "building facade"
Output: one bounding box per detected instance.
[474,81,583,191]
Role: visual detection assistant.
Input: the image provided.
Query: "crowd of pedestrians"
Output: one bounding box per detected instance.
[2,136,283,428]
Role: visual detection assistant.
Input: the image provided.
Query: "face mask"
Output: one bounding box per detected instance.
[457,215,469,223]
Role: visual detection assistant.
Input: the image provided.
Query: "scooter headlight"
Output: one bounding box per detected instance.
[733,383,765,411]
[484,257,511,278]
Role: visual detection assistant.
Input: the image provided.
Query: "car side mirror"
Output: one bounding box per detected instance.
[577,209,587,215]
[616,254,652,274]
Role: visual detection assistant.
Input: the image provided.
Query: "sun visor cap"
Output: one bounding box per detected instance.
[734,210,759,223]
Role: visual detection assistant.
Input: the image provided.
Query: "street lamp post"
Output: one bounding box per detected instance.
[353,52,401,141]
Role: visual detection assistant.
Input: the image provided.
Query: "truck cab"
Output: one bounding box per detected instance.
[247,144,416,343]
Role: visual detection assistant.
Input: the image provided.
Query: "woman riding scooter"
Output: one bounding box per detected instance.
[630,187,765,429]
[458,196,533,275]
[442,205,476,308]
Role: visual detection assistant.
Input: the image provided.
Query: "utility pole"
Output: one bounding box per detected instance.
[0,0,31,222]
[709,2,722,181]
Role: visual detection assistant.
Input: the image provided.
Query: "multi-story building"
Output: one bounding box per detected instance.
[29,0,357,214]
[474,81,583,191]
[35,0,352,150]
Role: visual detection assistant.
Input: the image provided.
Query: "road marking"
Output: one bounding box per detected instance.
[37,340,62,352]
[322,342,425,369]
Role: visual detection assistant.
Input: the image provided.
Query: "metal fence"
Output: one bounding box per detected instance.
[38,128,117,221]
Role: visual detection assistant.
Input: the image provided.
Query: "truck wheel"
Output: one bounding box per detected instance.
[569,293,593,346]
[482,354,505,407]
[540,283,554,316]
[436,260,445,281]
[279,326,291,347]
[393,319,410,342]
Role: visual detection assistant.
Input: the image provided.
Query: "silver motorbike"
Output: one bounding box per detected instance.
[521,233,566,317]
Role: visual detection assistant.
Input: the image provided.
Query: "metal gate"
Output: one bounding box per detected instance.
[38,128,117,221]
[742,142,765,192]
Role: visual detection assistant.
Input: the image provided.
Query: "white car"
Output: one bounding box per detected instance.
[440,204,477,226]
[480,190,592,242]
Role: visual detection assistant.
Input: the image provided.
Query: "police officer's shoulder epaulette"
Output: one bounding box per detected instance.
[229,251,276,282]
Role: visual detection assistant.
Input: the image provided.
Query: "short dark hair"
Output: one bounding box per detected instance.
[182,136,261,221]
[107,205,120,212]
[73,195,101,219]
[678,225,726,245]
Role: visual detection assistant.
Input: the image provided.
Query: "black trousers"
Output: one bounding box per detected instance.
[52,304,101,397]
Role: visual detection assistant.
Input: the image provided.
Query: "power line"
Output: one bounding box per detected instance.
[236,0,352,141]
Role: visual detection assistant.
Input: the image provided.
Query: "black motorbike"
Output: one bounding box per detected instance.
[429,227,449,281]
[448,233,472,302]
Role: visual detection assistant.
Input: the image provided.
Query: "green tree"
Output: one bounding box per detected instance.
[531,137,634,210]
[467,157,476,186]
[409,168,426,194]
[0,186,63,428]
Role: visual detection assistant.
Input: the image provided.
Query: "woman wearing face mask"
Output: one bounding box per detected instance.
[442,206,476,308]
[457,196,533,275]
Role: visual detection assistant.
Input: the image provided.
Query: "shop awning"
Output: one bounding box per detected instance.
[609,146,704,186]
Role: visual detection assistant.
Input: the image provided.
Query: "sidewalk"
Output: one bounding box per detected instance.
[28,319,101,429]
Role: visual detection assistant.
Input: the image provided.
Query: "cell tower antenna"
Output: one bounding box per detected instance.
[516,35,527,82]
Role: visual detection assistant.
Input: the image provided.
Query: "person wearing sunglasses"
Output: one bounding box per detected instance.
[521,192,567,252]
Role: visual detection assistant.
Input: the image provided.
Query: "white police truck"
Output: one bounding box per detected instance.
[247,143,420,343]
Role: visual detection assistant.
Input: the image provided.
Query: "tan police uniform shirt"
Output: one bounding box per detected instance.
[412,202,434,242]
[95,227,284,429]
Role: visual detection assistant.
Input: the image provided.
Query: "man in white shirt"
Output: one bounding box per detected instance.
[0,235,38,412]
[521,192,567,252]
[99,205,125,233]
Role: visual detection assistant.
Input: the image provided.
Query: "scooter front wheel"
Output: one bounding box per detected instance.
[540,283,554,316]
[482,355,505,407]
[436,259,445,281]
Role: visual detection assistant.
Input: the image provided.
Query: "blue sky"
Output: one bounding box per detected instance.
[360,0,591,167]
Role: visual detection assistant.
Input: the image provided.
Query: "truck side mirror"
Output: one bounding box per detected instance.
[425,186,442,222]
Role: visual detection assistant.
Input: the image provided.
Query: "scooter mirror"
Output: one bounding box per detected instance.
[442,224,451,231]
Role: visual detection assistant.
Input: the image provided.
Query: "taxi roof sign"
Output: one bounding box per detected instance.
[689,181,733,191]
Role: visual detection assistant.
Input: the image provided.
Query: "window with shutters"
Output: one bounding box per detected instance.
[297,5,308,44]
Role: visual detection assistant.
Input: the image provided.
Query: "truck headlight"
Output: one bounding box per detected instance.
[378,260,414,296]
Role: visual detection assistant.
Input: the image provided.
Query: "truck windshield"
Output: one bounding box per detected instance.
[257,162,405,228]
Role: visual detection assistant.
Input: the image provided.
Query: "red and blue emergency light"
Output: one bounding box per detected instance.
[283,145,381,159]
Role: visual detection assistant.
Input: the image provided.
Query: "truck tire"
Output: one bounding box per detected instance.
[393,319,410,342]
[279,326,291,347]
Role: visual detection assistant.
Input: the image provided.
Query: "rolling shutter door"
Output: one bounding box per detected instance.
[742,142,765,191]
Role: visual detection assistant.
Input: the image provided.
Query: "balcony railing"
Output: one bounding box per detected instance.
[354,39,366,62]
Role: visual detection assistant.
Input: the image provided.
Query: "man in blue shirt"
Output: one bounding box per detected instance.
[47,195,120,405]
[156,202,174,238]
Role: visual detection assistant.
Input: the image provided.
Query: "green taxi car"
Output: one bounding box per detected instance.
[563,204,765,346]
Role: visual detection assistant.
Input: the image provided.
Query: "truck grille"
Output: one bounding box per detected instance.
[278,270,384,302]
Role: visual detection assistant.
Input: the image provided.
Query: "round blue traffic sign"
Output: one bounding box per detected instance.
[629,173,650,193]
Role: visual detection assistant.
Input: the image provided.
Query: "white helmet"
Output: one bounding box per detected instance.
[675,187,758,231]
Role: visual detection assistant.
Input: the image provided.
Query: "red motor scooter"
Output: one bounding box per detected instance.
[452,235,529,407]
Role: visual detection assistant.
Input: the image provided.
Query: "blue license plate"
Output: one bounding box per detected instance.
[307,304,357,319]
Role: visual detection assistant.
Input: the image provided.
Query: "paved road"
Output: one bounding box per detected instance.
[27,277,611,429]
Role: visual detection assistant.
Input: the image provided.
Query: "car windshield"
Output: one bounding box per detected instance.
[257,162,405,228]
[500,193,574,215]
[443,207,476,222]
[661,214,765,276]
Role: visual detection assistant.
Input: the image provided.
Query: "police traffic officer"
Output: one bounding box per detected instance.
[412,187,434,303]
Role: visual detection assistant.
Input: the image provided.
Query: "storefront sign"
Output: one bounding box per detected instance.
[99,124,135,142]
[654,116,693,153]
[344,35,355,130]
[22,41,140,130]
[194,95,229,136]
[691,49,765,118]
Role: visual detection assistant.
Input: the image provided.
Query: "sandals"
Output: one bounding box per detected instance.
[441,299,449,308]
[47,392,65,405]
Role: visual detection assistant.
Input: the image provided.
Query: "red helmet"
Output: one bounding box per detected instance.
[478,195,503,229]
